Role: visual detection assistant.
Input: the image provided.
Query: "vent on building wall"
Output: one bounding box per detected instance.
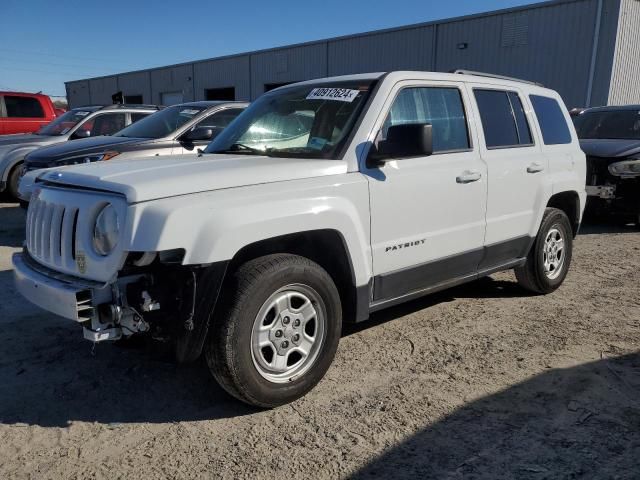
[502,13,529,47]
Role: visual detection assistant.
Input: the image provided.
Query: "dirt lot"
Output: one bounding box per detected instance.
[0,201,639,479]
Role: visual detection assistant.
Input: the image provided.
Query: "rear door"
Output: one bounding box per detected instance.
[365,80,487,304]
[466,84,548,268]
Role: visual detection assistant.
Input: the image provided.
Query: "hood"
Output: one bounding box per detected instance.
[0,134,59,157]
[580,139,640,159]
[25,136,144,165]
[0,133,42,146]
[36,154,349,203]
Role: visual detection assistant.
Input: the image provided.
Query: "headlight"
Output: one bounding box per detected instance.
[608,159,640,176]
[60,151,120,166]
[93,204,120,256]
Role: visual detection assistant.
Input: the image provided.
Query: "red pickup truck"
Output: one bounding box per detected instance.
[0,92,60,135]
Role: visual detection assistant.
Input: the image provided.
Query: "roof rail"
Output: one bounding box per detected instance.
[450,69,544,87]
[101,104,160,110]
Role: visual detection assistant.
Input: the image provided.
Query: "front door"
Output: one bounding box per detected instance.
[364,81,488,303]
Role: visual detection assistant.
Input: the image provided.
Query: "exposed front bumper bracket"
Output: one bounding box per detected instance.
[586,185,616,199]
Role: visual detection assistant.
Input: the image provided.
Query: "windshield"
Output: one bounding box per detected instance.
[574,110,640,140]
[115,105,206,139]
[205,80,376,159]
[37,110,94,136]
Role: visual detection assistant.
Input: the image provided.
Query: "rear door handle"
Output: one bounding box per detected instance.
[527,162,545,174]
[456,171,482,184]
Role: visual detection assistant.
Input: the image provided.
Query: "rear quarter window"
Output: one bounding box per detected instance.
[4,96,45,118]
[530,95,572,145]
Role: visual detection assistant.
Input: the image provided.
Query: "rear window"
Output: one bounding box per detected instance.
[4,96,45,118]
[530,95,572,145]
[474,90,533,148]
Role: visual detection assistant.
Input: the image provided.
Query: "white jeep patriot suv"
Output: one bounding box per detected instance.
[13,71,586,407]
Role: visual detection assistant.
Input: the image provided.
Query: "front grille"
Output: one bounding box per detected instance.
[26,195,79,270]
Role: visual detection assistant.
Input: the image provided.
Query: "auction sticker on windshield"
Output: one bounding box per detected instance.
[306,88,359,103]
[180,109,200,115]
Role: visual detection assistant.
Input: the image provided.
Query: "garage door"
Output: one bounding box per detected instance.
[161,92,184,106]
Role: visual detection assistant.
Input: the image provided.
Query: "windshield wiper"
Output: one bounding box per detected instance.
[209,143,268,155]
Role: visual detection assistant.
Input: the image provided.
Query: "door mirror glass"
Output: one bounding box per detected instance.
[182,126,214,142]
[371,123,433,163]
[71,128,91,139]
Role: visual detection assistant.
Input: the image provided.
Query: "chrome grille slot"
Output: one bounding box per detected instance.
[60,207,78,268]
[40,202,54,261]
[50,205,65,266]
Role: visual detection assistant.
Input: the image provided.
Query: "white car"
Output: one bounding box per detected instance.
[13,71,586,407]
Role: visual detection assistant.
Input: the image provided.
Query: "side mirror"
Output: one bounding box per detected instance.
[368,123,433,165]
[71,129,91,139]
[182,127,214,143]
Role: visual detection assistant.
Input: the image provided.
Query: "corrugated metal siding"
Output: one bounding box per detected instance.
[608,0,640,105]
[589,0,622,107]
[250,43,327,99]
[150,64,195,104]
[117,71,151,104]
[86,76,118,106]
[193,55,251,101]
[67,0,630,108]
[328,26,435,76]
[65,81,91,108]
[436,0,599,108]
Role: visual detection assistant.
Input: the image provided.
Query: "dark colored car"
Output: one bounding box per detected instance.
[0,92,59,135]
[574,105,640,225]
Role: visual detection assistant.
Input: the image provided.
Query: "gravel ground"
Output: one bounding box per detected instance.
[0,200,639,479]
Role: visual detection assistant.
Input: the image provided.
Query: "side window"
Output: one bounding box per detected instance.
[383,87,470,153]
[5,96,45,118]
[530,95,572,145]
[474,89,533,148]
[195,108,244,139]
[85,113,127,136]
[131,113,150,123]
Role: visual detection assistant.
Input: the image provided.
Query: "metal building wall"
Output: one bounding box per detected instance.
[65,81,91,107]
[608,0,640,105]
[435,0,603,108]
[87,76,118,106]
[250,43,328,100]
[193,55,251,101]
[328,26,436,76]
[150,64,195,105]
[66,0,628,109]
[117,71,151,104]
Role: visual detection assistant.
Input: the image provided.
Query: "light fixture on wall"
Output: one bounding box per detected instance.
[457,42,469,50]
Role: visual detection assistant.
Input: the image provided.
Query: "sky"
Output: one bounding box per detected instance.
[0,0,545,98]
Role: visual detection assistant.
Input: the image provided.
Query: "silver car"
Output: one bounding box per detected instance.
[20,101,247,202]
[0,104,159,199]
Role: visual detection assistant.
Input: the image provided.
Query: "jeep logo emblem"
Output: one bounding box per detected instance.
[76,252,87,274]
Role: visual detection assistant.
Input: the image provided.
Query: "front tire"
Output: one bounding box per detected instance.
[7,163,23,201]
[206,254,342,408]
[515,208,573,294]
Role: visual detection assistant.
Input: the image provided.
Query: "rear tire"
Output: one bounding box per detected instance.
[515,208,573,294]
[7,163,22,201]
[206,254,342,408]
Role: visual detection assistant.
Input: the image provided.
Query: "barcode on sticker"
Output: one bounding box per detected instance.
[306,88,359,103]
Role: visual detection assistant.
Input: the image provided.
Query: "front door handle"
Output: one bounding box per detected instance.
[527,162,545,174]
[456,170,482,184]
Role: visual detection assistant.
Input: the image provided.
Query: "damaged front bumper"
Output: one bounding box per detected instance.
[12,251,229,362]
